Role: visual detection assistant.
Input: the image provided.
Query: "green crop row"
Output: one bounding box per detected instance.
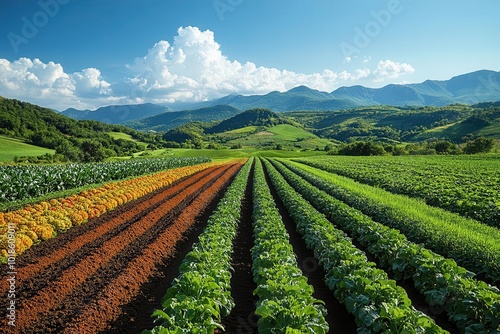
[294,155,500,227]
[0,157,211,203]
[271,159,500,333]
[251,159,328,333]
[262,159,447,333]
[143,158,252,334]
[283,159,500,282]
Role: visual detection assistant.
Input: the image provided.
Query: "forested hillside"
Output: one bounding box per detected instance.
[0,97,162,162]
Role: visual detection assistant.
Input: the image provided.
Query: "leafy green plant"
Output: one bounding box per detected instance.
[263,159,448,333]
[251,159,328,333]
[282,158,500,282]
[294,155,500,227]
[272,159,500,333]
[0,157,210,203]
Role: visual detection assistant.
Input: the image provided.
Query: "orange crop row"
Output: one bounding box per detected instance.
[0,160,235,260]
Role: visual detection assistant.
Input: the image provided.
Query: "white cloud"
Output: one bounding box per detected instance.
[72,68,111,98]
[343,56,352,63]
[373,60,415,81]
[0,58,112,110]
[119,26,386,100]
[0,27,416,110]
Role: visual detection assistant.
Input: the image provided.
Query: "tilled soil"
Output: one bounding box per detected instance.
[0,163,242,334]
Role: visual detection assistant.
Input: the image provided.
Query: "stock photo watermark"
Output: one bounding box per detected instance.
[213,0,243,21]
[340,0,410,58]
[7,0,70,53]
[6,222,17,327]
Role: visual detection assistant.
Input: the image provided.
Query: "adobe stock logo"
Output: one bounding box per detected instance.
[213,0,243,21]
[340,0,410,58]
[8,0,70,53]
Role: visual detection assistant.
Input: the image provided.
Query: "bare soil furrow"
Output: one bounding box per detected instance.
[0,165,219,297]
[0,164,237,332]
[21,165,234,333]
[61,163,242,334]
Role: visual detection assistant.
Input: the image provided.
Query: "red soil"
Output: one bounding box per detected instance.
[0,163,242,333]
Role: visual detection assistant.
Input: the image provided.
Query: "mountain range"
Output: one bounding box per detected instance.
[61,70,500,126]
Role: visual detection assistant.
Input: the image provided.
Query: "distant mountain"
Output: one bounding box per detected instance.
[61,103,172,124]
[60,70,500,128]
[332,70,500,106]
[126,105,241,132]
[198,86,358,112]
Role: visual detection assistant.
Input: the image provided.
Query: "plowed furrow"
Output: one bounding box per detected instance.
[0,165,219,298]
[1,163,238,332]
[62,163,242,334]
[23,165,234,333]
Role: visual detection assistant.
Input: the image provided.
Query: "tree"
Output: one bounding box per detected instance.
[56,141,83,162]
[463,137,495,154]
[81,140,109,162]
[338,141,386,156]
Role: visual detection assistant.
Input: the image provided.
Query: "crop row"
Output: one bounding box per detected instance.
[283,159,500,282]
[0,160,229,261]
[294,155,500,227]
[251,159,328,333]
[271,159,500,333]
[0,156,211,203]
[262,159,447,333]
[144,158,252,333]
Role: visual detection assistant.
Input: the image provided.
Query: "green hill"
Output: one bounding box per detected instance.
[226,124,333,150]
[286,103,500,143]
[206,108,285,134]
[0,97,161,162]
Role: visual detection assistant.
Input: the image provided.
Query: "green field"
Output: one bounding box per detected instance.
[107,132,148,147]
[222,126,258,134]
[0,136,55,162]
[227,124,333,150]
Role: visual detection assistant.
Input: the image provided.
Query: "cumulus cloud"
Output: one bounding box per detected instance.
[119,26,386,102]
[373,60,415,81]
[0,26,416,110]
[0,57,112,110]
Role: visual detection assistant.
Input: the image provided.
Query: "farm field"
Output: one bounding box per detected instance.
[294,154,500,227]
[1,155,499,333]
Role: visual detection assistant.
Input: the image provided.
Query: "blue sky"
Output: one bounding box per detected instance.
[0,0,499,110]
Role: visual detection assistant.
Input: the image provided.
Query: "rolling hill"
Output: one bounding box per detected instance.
[285,103,500,143]
[0,97,160,162]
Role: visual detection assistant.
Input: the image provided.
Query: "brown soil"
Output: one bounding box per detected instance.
[0,163,242,334]
[0,165,220,298]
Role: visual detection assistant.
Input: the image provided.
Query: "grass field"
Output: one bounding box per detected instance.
[107,132,148,148]
[0,136,55,162]
[222,126,258,134]
[227,124,333,150]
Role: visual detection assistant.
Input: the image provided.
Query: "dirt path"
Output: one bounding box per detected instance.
[0,163,242,333]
